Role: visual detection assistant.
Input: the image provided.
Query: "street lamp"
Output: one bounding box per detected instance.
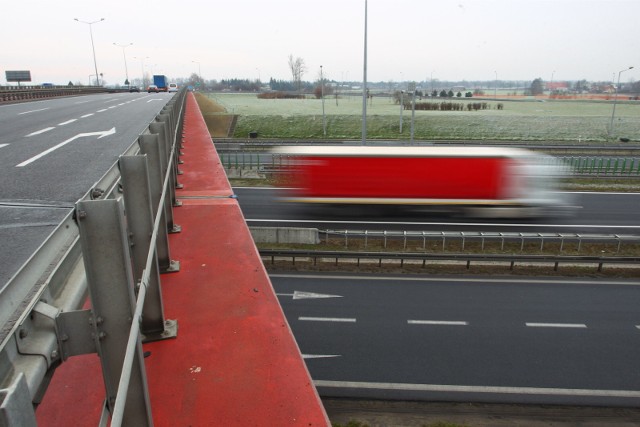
[74,18,105,86]
[113,42,133,86]
[609,66,634,138]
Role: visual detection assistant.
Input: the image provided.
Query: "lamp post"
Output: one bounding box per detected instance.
[361,0,368,145]
[74,18,105,86]
[609,66,634,138]
[113,42,133,86]
[320,65,326,136]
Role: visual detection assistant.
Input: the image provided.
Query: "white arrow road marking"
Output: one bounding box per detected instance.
[16,127,116,167]
[276,291,343,300]
[302,354,341,359]
[25,127,55,137]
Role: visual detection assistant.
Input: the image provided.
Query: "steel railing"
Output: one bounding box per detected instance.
[261,249,640,272]
[0,88,188,426]
[219,152,640,177]
[319,229,640,253]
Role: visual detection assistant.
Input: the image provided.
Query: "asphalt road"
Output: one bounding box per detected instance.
[0,92,174,286]
[235,187,640,235]
[272,272,640,406]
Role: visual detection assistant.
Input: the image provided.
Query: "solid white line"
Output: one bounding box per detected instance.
[81,113,94,118]
[313,380,640,398]
[408,320,468,326]
[58,119,77,126]
[526,323,587,329]
[25,127,55,137]
[299,316,356,323]
[18,108,49,115]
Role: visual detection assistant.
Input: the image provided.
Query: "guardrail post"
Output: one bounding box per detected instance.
[0,373,37,427]
[149,120,182,233]
[119,155,178,341]
[76,199,153,426]
[139,134,180,274]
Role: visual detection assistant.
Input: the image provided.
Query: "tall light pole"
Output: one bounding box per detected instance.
[113,42,133,86]
[361,0,368,145]
[320,65,326,136]
[609,66,634,138]
[74,18,105,86]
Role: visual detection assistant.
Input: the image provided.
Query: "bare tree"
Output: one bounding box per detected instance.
[288,54,306,92]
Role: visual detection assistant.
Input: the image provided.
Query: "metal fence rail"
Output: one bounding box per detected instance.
[261,249,640,272]
[0,89,187,426]
[321,229,640,253]
[0,86,108,104]
[218,152,640,177]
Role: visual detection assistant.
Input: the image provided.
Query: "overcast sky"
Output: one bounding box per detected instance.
[3,0,639,86]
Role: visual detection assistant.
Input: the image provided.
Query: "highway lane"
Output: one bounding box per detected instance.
[272,273,640,406]
[235,187,640,235]
[0,92,175,286]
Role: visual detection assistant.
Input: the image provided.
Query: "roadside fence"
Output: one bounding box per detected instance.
[320,229,640,254]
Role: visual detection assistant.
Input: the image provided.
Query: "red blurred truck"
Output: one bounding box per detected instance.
[273,145,572,218]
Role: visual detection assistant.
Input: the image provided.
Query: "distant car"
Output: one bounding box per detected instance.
[168,83,178,92]
[128,86,140,93]
[147,84,159,93]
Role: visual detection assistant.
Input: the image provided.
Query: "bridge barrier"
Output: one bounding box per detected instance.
[0,89,329,426]
[0,86,108,104]
[0,88,187,426]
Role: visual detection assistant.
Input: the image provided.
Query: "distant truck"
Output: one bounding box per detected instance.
[153,75,169,92]
[273,145,573,218]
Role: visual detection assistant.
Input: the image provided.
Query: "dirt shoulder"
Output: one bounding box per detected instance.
[323,399,640,427]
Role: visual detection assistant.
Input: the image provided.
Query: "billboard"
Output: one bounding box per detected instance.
[6,70,32,82]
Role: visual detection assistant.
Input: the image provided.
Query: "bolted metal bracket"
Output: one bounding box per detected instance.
[141,319,178,344]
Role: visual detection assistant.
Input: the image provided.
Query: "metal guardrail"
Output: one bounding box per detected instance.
[321,229,640,253]
[0,88,188,426]
[219,152,640,177]
[0,86,108,103]
[261,249,640,272]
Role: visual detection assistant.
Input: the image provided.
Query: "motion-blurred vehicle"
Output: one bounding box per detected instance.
[147,84,159,93]
[168,83,178,92]
[128,85,140,92]
[272,145,574,218]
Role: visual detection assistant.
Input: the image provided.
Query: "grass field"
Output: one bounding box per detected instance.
[204,92,640,142]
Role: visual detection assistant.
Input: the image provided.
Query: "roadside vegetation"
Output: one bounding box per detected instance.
[203,92,640,143]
